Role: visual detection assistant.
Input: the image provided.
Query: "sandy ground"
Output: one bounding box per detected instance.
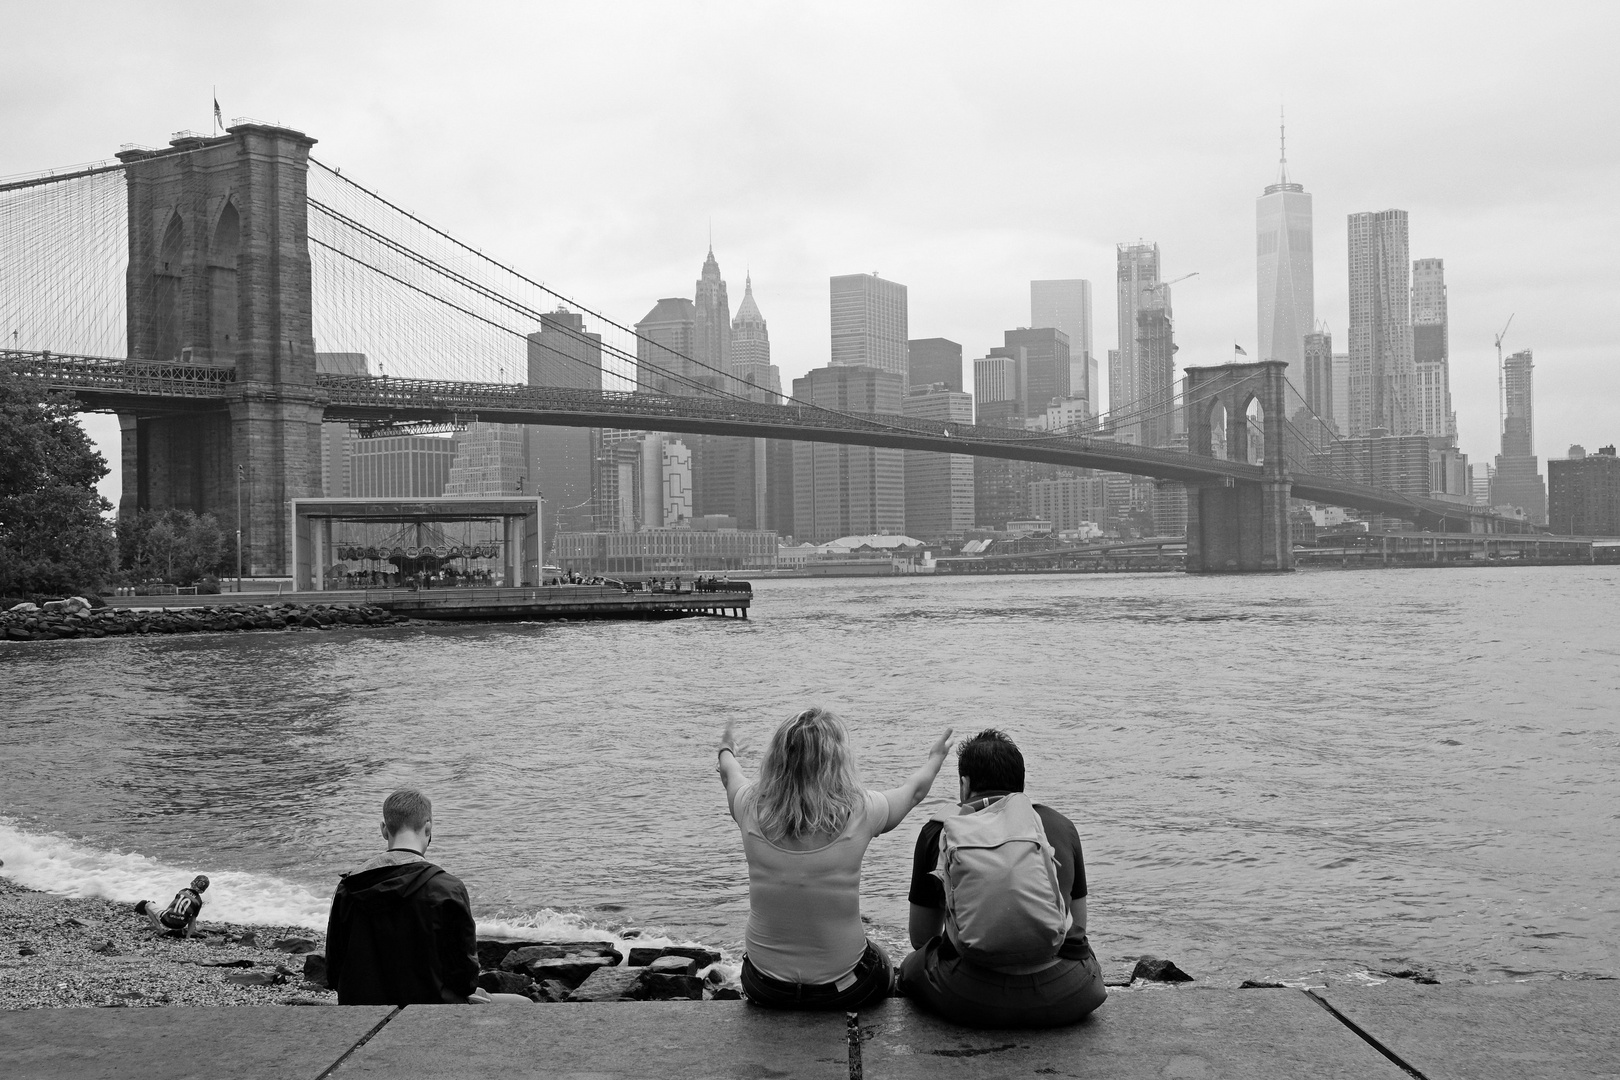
[0,877,333,1009]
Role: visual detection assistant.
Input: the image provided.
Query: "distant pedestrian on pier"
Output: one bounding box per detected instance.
[898,729,1105,1028]
[717,708,953,1010]
[325,788,530,1006]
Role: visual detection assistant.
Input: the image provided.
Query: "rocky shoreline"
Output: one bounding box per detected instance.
[1,598,405,642]
[0,878,741,1009]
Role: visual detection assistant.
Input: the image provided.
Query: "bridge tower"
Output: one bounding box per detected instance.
[1182,360,1294,572]
[116,124,322,576]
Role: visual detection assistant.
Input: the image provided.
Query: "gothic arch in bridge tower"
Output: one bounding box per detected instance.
[209,199,240,364]
[150,211,185,363]
[1181,360,1292,572]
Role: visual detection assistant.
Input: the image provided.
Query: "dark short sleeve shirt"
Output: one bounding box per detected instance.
[908,800,1088,935]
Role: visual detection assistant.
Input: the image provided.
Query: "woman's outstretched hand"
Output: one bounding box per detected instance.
[719,719,738,758]
[927,727,955,762]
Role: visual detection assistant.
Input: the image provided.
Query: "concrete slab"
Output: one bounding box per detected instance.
[335,1001,848,1079]
[1316,979,1620,1080]
[856,989,1408,1080]
[0,1005,395,1080]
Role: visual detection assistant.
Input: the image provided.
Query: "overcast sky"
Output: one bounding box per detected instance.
[7,1,1617,506]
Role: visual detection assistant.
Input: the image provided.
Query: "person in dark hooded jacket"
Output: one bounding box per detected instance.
[325,788,483,1005]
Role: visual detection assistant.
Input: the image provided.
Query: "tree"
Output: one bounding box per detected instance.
[0,366,115,598]
[118,508,231,585]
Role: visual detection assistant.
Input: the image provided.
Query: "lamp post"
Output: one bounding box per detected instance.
[235,463,244,593]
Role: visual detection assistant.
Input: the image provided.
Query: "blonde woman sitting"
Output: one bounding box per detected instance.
[717,707,953,1010]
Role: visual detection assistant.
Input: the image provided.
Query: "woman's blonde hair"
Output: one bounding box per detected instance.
[754,707,864,841]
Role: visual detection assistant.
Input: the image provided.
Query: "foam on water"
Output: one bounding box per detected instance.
[0,819,722,954]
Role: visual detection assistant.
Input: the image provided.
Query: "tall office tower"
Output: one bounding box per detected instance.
[908,338,963,393]
[791,365,905,542]
[351,435,458,499]
[1412,257,1456,439]
[902,384,975,539]
[730,275,781,403]
[974,355,1017,408]
[1302,331,1334,431]
[1346,210,1415,435]
[1105,350,1118,416]
[692,248,732,393]
[990,328,1071,418]
[830,273,909,390]
[526,308,603,541]
[1492,349,1546,521]
[1134,300,1176,448]
[1115,243,1161,439]
[1255,128,1314,370]
[1331,350,1351,438]
[635,298,697,394]
[1031,279,1093,412]
[527,307,602,390]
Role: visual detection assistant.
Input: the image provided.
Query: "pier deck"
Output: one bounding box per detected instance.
[2,981,1613,1079]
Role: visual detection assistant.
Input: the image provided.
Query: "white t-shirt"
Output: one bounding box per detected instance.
[732,785,889,985]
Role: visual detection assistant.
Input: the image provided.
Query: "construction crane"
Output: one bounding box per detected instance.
[1144,271,1199,300]
[1494,314,1515,437]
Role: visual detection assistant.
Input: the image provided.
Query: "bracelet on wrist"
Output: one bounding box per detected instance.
[718,746,736,761]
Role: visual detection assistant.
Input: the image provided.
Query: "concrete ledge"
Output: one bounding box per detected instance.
[335,1001,848,1079]
[857,989,1409,1079]
[0,1005,395,1080]
[1315,979,1620,1080]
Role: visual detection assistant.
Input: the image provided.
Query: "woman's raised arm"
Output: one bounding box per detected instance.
[880,727,954,833]
[716,719,749,818]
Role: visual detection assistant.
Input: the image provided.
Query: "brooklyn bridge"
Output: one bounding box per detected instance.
[0,122,1536,578]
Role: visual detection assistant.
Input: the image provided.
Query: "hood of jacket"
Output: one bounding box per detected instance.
[338,860,446,902]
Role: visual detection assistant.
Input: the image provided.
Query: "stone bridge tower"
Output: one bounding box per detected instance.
[1182,360,1294,572]
[117,124,323,577]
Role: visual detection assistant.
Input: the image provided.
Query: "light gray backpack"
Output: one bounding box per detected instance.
[932,792,1072,966]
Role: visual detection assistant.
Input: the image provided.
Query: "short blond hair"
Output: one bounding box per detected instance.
[382,788,432,837]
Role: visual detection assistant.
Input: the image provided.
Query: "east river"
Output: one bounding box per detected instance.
[2,568,1617,986]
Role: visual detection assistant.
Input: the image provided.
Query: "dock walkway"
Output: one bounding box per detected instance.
[103,585,752,622]
[2,981,1613,1079]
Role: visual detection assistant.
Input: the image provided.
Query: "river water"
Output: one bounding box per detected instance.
[3,568,1617,986]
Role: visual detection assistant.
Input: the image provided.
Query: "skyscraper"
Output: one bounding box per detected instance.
[635,297,697,395]
[1134,300,1177,449]
[1302,330,1334,431]
[989,327,1071,418]
[730,275,781,403]
[1115,243,1160,439]
[1493,349,1546,522]
[792,365,905,542]
[527,308,603,540]
[1346,210,1415,435]
[1256,127,1314,370]
[1412,257,1456,439]
[902,384,975,539]
[692,247,731,393]
[1030,279,1093,412]
[908,338,963,393]
[830,273,909,389]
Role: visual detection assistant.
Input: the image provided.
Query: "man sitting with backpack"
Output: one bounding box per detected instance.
[898,728,1106,1028]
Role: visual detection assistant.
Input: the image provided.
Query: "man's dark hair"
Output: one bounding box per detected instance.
[383,788,432,837]
[957,729,1025,794]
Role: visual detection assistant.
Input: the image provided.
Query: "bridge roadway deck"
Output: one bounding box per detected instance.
[2,982,1613,1079]
[4,350,1529,532]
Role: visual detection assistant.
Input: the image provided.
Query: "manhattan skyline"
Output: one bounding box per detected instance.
[3,2,1615,506]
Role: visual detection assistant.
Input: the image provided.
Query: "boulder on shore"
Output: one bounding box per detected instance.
[1131,955,1193,983]
[477,969,536,996]
[511,955,616,989]
[566,967,648,1002]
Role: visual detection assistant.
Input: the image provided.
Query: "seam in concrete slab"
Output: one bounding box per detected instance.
[846,1010,863,1080]
[1306,990,1428,1079]
[313,1006,404,1080]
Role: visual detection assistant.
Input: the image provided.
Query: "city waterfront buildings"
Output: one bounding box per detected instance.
[1493,348,1547,522]
[553,523,777,576]
[1114,243,1160,440]
[830,273,909,389]
[527,308,602,540]
[989,327,1071,418]
[1412,258,1456,439]
[1134,302,1176,448]
[1548,445,1620,536]
[443,423,531,496]
[351,435,458,499]
[791,364,905,542]
[730,275,781,403]
[1346,210,1416,435]
[902,383,975,539]
[908,337,963,393]
[635,297,698,394]
[1256,142,1314,372]
[1302,330,1334,431]
[1030,279,1095,413]
[692,247,731,390]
